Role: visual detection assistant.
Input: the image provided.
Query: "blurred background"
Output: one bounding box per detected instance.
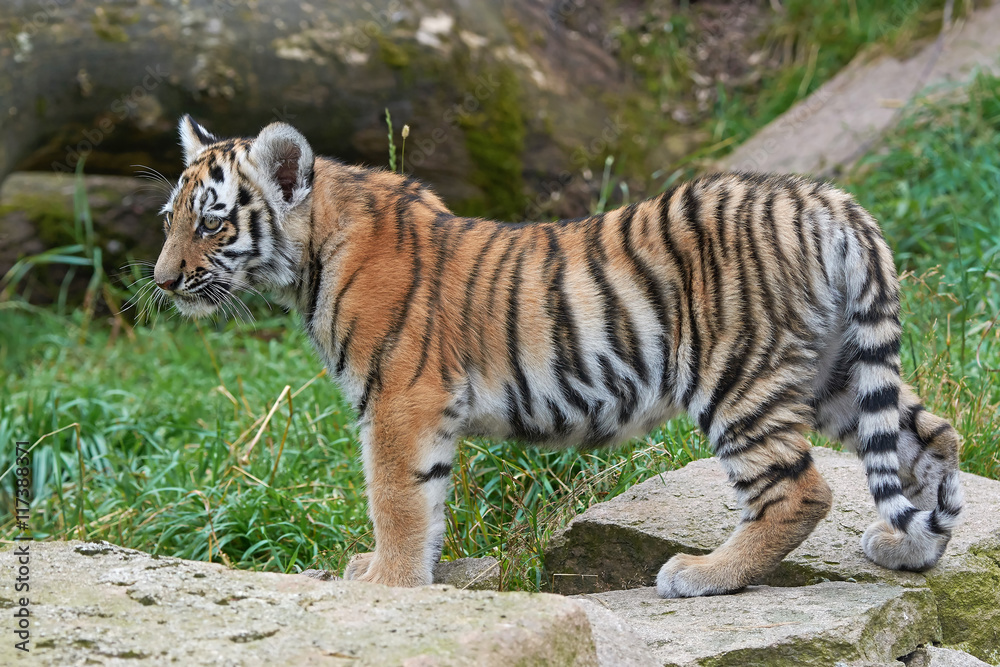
[1,1,997,590]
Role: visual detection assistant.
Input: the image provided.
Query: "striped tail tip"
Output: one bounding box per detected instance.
[862,473,962,572]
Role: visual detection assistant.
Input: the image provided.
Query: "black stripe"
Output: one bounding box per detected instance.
[585,214,648,383]
[411,218,460,385]
[481,234,518,361]
[330,266,363,346]
[679,186,704,408]
[189,117,214,144]
[359,223,423,414]
[891,504,917,531]
[460,224,502,335]
[620,203,672,394]
[733,450,813,496]
[306,257,322,329]
[546,398,569,436]
[657,188,687,398]
[857,339,899,365]
[927,511,946,536]
[870,480,904,504]
[709,186,729,329]
[209,164,224,183]
[789,186,815,294]
[861,431,896,454]
[246,208,261,258]
[697,333,753,435]
[506,246,533,419]
[416,462,452,483]
[744,191,779,321]
[716,385,805,457]
[544,226,592,389]
[859,385,898,413]
[505,383,545,441]
[394,195,410,250]
[334,320,356,375]
[747,494,786,521]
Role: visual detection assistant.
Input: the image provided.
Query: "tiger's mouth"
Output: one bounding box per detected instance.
[170,291,220,318]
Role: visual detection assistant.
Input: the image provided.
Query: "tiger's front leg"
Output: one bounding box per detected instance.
[343,391,457,587]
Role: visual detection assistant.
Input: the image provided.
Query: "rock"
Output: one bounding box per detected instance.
[574,598,661,667]
[295,556,500,590]
[0,540,597,666]
[0,0,689,223]
[903,646,995,667]
[575,582,939,667]
[545,446,1000,662]
[0,172,164,305]
[716,2,1000,176]
[299,568,340,581]
[433,556,501,591]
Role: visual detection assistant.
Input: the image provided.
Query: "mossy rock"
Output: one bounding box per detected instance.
[546,446,1000,663]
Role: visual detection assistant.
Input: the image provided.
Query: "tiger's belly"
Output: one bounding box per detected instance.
[461,370,681,449]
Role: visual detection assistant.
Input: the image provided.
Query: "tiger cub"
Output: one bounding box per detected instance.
[153,116,962,597]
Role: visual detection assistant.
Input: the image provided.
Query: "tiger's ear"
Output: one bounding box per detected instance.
[178,115,217,166]
[248,122,314,209]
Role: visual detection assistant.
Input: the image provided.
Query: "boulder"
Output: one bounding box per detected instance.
[576,582,939,667]
[574,598,661,667]
[545,446,1000,662]
[904,646,994,667]
[0,540,596,666]
[433,556,501,591]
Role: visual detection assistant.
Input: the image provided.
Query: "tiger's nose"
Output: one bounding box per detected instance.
[156,275,182,291]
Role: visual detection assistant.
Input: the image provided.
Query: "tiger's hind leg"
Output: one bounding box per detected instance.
[657,423,833,598]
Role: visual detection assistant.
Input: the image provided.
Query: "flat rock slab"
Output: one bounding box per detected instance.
[0,541,596,666]
[546,446,1000,662]
[577,582,939,667]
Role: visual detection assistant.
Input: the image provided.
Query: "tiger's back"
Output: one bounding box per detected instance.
[155,117,962,597]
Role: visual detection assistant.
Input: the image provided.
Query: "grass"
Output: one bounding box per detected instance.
[2,70,998,593]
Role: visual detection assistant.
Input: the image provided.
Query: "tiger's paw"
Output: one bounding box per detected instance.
[656,553,743,598]
[343,551,377,581]
[861,520,947,572]
[343,551,431,587]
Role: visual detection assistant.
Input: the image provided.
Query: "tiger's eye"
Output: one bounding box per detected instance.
[203,217,222,231]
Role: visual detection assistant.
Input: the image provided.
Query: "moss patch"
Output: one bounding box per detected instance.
[925,551,1000,663]
[0,194,75,247]
[377,34,411,69]
[453,66,526,221]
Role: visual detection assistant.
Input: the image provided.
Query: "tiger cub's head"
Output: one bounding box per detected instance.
[153,115,314,317]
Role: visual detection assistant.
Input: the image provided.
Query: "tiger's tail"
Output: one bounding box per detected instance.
[842,215,962,571]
